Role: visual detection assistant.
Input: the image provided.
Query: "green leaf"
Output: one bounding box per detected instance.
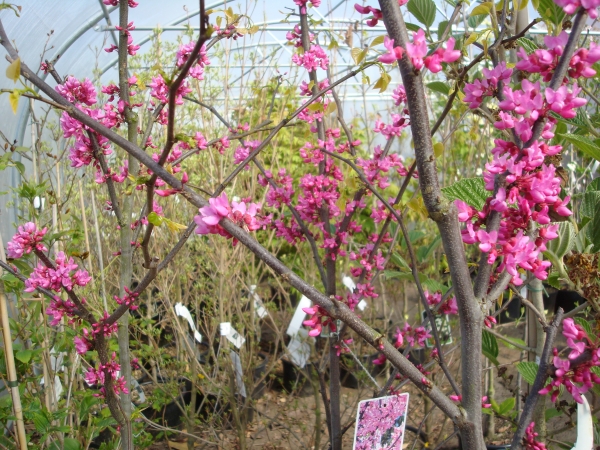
[32,411,51,434]
[516,37,539,54]
[468,13,488,28]
[370,35,385,47]
[404,22,423,33]
[442,177,488,210]
[407,0,436,28]
[559,134,600,161]
[422,278,448,294]
[147,212,164,226]
[574,318,595,341]
[537,0,566,26]
[587,177,600,192]
[15,349,33,364]
[587,203,600,252]
[516,361,539,385]
[545,408,562,420]
[391,252,411,270]
[59,438,81,450]
[546,222,575,260]
[427,81,450,95]
[497,397,515,415]
[482,330,499,365]
[470,2,494,16]
[437,20,449,38]
[500,336,526,350]
[580,191,600,219]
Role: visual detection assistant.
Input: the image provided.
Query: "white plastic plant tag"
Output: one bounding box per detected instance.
[287,329,311,368]
[286,295,311,337]
[220,322,245,349]
[353,393,409,449]
[343,275,367,311]
[41,375,63,402]
[572,395,593,450]
[342,275,356,292]
[220,322,231,336]
[174,303,202,343]
[230,351,247,397]
[50,347,66,372]
[249,285,268,319]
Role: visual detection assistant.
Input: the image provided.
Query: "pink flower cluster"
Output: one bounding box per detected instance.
[294,0,320,14]
[357,147,409,189]
[46,296,78,326]
[85,352,129,398]
[104,22,140,55]
[24,252,91,293]
[292,45,329,72]
[449,395,492,408]
[302,304,337,336]
[540,318,600,403]
[56,76,97,105]
[423,37,461,73]
[259,168,295,208]
[425,290,458,315]
[6,222,48,259]
[373,113,409,140]
[148,74,192,105]
[176,42,210,79]
[517,32,600,81]
[354,0,408,27]
[463,62,513,109]
[233,140,261,167]
[103,0,138,6]
[113,286,140,311]
[554,0,600,18]
[523,422,547,450]
[460,52,580,284]
[194,193,262,243]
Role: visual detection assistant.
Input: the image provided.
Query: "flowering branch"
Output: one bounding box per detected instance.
[510,308,564,449]
[377,1,484,446]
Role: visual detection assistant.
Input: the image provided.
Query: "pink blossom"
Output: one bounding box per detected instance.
[55,76,97,106]
[7,222,48,259]
[292,45,329,71]
[424,37,461,73]
[405,29,428,71]
[378,36,404,64]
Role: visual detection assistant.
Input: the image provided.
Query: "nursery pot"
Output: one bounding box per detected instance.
[281,358,313,396]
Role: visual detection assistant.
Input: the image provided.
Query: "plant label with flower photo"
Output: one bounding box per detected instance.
[353,393,409,449]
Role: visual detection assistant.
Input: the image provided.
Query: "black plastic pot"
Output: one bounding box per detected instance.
[281,358,313,396]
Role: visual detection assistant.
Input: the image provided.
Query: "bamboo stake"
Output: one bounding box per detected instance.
[0,235,28,450]
[79,180,94,279]
[90,190,108,310]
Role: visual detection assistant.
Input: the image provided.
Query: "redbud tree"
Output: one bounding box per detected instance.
[1,0,600,449]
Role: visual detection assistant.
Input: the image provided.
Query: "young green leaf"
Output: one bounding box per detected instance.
[407,0,436,28]
[442,177,488,210]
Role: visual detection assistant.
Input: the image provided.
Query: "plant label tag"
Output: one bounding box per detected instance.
[287,329,311,368]
[287,295,311,337]
[175,303,202,343]
[353,393,410,449]
[220,322,231,335]
[250,285,268,319]
[342,275,356,292]
[230,351,247,397]
[357,299,368,311]
[220,322,245,348]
